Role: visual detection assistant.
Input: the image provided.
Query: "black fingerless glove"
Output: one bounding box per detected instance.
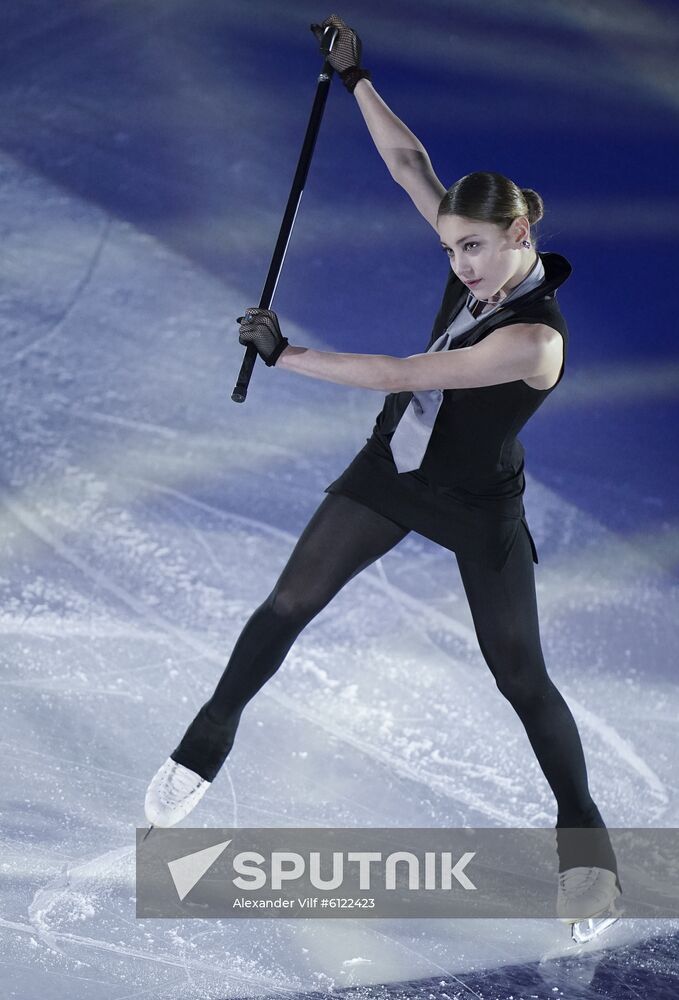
[310,14,372,93]
[237,309,289,367]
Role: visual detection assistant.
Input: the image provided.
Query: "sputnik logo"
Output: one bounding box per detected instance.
[167,840,231,901]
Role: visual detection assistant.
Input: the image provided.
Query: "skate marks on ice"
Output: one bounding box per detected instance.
[272,921,679,1000]
[3,215,113,368]
[2,474,676,996]
[2,846,297,998]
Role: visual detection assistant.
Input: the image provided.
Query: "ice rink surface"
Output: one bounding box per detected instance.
[1,2,679,998]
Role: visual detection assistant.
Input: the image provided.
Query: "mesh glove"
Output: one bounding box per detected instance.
[310,13,371,92]
[237,308,289,367]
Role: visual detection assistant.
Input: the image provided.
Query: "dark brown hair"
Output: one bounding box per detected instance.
[437,171,544,248]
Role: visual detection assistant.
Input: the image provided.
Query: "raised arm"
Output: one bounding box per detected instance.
[311,14,447,233]
[352,78,447,233]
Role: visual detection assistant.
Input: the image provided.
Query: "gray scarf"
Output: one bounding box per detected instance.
[389,256,546,474]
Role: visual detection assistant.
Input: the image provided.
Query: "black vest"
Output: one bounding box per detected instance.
[371,251,573,487]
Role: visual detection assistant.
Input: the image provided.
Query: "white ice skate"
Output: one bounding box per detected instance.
[143,757,211,837]
[557,866,623,943]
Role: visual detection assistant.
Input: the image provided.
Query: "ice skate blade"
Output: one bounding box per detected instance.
[571,911,620,943]
[568,898,624,944]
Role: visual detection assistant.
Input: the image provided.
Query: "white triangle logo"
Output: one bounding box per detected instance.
[167,839,231,901]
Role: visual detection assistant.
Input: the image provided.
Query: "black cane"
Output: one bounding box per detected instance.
[231,25,339,403]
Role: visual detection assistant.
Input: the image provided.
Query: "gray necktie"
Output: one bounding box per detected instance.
[389,258,545,474]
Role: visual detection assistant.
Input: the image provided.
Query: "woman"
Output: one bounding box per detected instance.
[145,14,621,929]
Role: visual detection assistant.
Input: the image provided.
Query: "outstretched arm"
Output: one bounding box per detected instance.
[238,309,560,391]
[277,324,561,391]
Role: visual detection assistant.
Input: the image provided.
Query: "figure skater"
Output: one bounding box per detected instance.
[144,13,622,936]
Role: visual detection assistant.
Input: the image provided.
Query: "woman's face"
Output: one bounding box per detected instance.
[437,214,529,300]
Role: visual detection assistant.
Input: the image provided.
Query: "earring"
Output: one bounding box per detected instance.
[521,239,531,249]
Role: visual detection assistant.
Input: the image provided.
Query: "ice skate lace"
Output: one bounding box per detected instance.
[558,867,597,894]
[160,762,204,805]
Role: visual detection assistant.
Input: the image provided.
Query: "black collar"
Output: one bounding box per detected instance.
[442,251,573,349]
[447,251,572,326]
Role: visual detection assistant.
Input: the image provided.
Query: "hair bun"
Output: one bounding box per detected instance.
[521,188,544,226]
[438,172,546,250]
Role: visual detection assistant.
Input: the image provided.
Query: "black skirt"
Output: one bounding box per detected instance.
[324,433,539,572]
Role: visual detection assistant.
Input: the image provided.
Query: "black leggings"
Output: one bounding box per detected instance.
[171,492,619,886]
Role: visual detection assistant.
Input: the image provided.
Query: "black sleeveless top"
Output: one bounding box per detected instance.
[324,251,573,570]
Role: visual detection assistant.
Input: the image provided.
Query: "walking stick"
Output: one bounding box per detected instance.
[231,24,339,403]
